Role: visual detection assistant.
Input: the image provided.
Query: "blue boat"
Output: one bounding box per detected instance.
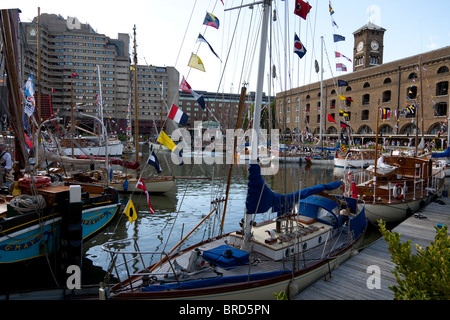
[0,183,120,265]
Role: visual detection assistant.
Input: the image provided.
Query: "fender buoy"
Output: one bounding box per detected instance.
[19,176,52,188]
[393,182,404,200]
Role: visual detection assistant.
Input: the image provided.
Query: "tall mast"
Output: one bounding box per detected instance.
[37,7,41,127]
[133,25,139,161]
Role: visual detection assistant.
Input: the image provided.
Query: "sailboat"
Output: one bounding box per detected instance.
[98,0,366,300]
[348,57,446,224]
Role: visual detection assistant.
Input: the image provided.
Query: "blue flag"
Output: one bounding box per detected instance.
[293,33,307,59]
[333,34,345,42]
[147,148,162,174]
[337,80,348,87]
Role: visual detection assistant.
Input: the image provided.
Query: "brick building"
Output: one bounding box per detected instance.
[276,22,450,147]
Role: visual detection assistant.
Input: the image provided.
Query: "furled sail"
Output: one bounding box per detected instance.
[245,164,342,215]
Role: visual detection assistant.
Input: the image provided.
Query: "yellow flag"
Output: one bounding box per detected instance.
[124,198,137,223]
[157,130,176,151]
[188,53,206,72]
[338,94,346,100]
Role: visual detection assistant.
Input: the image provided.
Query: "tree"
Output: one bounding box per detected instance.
[378,220,450,300]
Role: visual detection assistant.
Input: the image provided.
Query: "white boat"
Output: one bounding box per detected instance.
[334,148,376,168]
[60,136,124,157]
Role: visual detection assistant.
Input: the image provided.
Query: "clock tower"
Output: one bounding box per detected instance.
[353,22,386,71]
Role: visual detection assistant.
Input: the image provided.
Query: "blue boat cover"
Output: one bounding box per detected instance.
[432,147,450,158]
[246,164,342,215]
[202,245,249,269]
[141,270,290,292]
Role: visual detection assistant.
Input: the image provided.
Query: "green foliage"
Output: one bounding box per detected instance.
[273,290,288,300]
[379,220,450,300]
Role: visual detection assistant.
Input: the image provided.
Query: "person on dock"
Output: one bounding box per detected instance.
[0,144,12,187]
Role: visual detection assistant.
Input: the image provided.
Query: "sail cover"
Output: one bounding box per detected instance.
[245,164,342,215]
[431,147,450,158]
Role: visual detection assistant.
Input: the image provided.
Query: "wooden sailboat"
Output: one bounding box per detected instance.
[349,60,446,224]
[98,0,367,300]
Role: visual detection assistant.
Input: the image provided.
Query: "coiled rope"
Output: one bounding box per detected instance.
[9,195,46,213]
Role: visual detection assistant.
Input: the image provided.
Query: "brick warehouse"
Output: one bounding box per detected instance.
[276,22,450,148]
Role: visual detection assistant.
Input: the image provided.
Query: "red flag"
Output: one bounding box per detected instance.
[327,114,336,123]
[351,178,358,198]
[294,0,312,20]
[136,178,155,214]
[179,77,192,93]
[71,72,79,78]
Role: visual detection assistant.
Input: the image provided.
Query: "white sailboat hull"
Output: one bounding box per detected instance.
[63,142,124,157]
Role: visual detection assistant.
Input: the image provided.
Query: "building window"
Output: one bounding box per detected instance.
[437,66,449,74]
[363,82,370,88]
[382,90,391,102]
[434,102,447,117]
[369,55,380,65]
[408,72,418,80]
[305,103,310,112]
[362,94,370,105]
[407,86,417,99]
[361,110,369,121]
[383,78,392,84]
[316,115,320,123]
[355,56,363,66]
[330,99,336,109]
[436,81,448,96]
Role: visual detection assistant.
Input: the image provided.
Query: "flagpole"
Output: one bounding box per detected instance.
[37,7,41,127]
[71,73,74,158]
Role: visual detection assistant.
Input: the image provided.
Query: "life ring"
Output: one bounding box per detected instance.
[19,176,52,188]
[393,182,404,200]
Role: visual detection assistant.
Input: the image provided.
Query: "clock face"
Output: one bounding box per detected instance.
[371,40,379,51]
[357,41,364,52]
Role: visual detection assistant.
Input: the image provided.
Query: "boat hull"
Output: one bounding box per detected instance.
[62,142,124,157]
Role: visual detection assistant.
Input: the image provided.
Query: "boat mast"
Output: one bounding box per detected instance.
[133,25,139,161]
[37,7,41,127]
[244,0,271,250]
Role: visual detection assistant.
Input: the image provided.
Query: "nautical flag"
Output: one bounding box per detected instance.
[351,177,358,198]
[147,149,162,174]
[203,12,220,29]
[168,104,188,126]
[136,178,155,214]
[157,130,177,151]
[329,1,334,15]
[331,17,338,29]
[23,74,35,117]
[327,114,336,124]
[335,51,352,62]
[338,95,353,104]
[340,121,350,128]
[71,72,79,78]
[333,34,345,42]
[124,198,137,223]
[336,63,347,72]
[294,0,312,20]
[179,77,206,110]
[339,110,349,118]
[293,33,307,59]
[337,80,348,87]
[188,53,206,72]
[197,34,222,62]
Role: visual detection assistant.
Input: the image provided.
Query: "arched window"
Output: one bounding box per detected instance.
[383,78,392,84]
[408,72,418,79]
[437,66,449,74]
[363,82,370,88]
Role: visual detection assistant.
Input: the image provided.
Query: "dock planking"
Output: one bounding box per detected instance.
[294,182,450,300]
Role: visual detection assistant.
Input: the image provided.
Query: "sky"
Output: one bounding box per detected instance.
[2,0,449,97]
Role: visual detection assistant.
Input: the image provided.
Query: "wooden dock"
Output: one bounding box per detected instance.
[294,186,450,300]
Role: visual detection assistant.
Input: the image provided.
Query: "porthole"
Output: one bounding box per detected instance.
[302,243,308,250]
[318,236,322,244]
